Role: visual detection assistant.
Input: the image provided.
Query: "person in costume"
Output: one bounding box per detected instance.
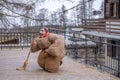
[31,27,66,72]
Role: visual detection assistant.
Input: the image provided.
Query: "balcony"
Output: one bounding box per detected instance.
[0,49,118,80]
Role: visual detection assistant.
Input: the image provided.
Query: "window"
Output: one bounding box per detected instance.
[110,2,119,18]
[110,3,114,16]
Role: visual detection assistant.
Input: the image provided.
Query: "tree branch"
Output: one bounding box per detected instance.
[2,4,48,22]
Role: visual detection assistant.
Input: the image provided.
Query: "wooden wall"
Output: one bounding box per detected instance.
[104,0,120,19]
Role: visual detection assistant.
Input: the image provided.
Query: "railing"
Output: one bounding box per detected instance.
[0,20,120,78]
[49,27,120,78]
[0,32,40,49]
[65,32,120,78]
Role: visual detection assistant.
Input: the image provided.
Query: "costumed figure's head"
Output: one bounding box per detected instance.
[39,27,49,37]
[40,28,45,35]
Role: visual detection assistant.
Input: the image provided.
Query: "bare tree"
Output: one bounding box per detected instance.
[49,11,59,26]
[0,0,46,32]
[37,8,48,28]
[59,5,68,29]
[100,0,104,18]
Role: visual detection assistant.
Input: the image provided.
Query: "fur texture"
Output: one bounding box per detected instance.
[30,33,66,72]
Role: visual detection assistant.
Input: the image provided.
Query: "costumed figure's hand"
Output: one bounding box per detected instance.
[30,38,40,52]
[32,38,38,45]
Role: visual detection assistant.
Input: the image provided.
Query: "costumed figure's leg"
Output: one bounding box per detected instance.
[37,50,46,69]
[45,55,61,73]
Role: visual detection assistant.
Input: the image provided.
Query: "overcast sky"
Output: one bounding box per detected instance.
[0,0,104,28]
[36,0,103,12]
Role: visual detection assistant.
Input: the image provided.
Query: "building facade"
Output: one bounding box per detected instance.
[104,0,120,77]
[105,0,120,19]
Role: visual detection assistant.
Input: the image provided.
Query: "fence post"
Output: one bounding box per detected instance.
[118,46,120,77]
[0,29,2,50]
[85,35,88,64]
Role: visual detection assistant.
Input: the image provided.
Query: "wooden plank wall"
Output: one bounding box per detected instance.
[105,0,120,19]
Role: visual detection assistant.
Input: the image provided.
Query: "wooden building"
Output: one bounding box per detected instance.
[81,0,120,77]
[104,0,120,77]
[105,0,120,19]
[104,0,120,58]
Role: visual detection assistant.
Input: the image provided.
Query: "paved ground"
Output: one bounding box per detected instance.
[0,49,119,80]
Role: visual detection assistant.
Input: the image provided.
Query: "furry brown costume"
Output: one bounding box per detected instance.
[30,33,66,73]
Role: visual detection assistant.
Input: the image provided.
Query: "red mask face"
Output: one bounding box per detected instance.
[39,27,49,38]
[44,27,49,37]
[45,27,48,33]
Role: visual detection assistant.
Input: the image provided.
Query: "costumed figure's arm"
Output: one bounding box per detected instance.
[31,27,50,52]
[30,37,40,52]
[45,35,65,57]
